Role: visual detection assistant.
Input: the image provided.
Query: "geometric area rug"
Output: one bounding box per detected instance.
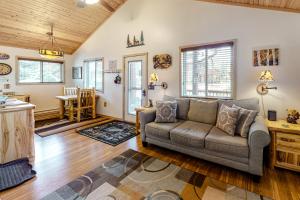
[41,149,272,200]
[78,121,136,146]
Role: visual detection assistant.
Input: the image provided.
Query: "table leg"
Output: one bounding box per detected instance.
[59,100,65,120]
[69,100,74,122]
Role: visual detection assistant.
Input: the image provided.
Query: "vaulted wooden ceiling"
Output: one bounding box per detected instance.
[196,0,300,13]
[0,0,126,54]
[0,0,299,55]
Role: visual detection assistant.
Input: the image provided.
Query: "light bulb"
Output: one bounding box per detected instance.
[85,0,99,5]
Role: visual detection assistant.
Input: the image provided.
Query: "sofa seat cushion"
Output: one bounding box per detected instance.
[145,121,183,140]
[205,127,249,158]
[170,121,212,148]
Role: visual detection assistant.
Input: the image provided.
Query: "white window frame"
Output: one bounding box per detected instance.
[180,40,236,99]
[83,58,104,92]
[16,57,64,85]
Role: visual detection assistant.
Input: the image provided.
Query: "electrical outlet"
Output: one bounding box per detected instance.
[104,102,107,107]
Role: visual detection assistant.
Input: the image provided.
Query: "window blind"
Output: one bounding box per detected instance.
[181,41,234,99]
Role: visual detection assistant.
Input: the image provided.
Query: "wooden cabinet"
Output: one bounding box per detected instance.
[0,104,35,164]
[267,120,300,172]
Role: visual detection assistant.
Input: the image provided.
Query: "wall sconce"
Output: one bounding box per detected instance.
[148,73,168,90]
[256,70,277,95]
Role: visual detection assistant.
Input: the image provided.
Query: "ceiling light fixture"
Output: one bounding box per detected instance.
[39,24,64,59]
[85,0,99,5]
[76,0,99,8]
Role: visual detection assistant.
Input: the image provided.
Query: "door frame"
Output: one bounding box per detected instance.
[122,52,148,121]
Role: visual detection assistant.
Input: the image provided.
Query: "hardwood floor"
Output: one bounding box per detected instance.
[1,128,300,200]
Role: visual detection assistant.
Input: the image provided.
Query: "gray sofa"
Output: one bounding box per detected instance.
[140,97,270,176]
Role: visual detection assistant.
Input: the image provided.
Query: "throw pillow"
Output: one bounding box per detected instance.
[163,95,190,120]
[233,104,258,138]
[155,101,177,123]
[216,104,240,136]
[188,99,218,125]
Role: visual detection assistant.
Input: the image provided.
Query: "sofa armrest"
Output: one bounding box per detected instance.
[248,116,271,176]
[140,109,156,141]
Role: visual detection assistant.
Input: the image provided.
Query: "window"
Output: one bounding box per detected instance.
[128,60,142,115]
[181,41,235,99]
[18,58,64,84]
[84,59,104,92]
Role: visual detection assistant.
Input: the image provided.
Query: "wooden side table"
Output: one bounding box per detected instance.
[135,107,151,135]
[267,120,300,172]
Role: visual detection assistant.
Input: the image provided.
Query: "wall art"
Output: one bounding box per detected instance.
[72,67,82,79]
[127,31,145,48]
[253,47,279,67]
[0,53,10,60]
[153,54,172,69]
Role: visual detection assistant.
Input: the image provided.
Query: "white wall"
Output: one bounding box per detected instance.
[73,0,300,119]
[0,45,73,112]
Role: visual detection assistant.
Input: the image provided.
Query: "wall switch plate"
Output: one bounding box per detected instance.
[104,102,107,107]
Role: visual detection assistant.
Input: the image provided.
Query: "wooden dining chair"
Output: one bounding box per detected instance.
[75,88,96,122]
[63,87,78,95]
[62,87,78,118]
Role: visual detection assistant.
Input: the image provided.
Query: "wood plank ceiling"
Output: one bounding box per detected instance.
[196,0,300,13]
[0,0,126,54]
[0,0,298,55]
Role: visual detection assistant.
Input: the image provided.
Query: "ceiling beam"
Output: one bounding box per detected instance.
[101,0,115,12]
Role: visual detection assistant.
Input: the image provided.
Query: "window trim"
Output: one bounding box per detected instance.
[179,39,236,100]
[83,57,104,93]
[16,56,65,85]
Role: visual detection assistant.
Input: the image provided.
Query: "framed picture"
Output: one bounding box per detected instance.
[72,67,82,79]
[253,47,279,67]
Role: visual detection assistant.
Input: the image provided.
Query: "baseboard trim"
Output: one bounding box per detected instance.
[35,109,60,121]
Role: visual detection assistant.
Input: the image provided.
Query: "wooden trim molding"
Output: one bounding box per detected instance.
[34,109,60,121]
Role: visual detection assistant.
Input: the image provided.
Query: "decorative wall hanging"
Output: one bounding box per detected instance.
[72,67,82,79]
[153,54,172,69]
[0,63,12,76]
[127,31,145,48]
[114,74,121,84]
[253,47,279,67]
[109,60,117,71]
[0,53,10,60]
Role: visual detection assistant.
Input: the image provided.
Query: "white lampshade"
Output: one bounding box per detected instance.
[85,0,99,4]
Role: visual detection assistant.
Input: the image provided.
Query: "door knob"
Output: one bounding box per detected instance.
[142,89,146,97]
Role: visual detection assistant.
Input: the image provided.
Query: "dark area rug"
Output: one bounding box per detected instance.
[35,116,109,137]
[0,158,36,191]
[78,121,136,146]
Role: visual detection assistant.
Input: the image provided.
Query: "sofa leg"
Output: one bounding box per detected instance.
[252,175,261,183]
[142,141,148,147]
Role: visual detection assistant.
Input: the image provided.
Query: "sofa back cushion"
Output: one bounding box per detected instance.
[163,95,190,120]
[188,99,218,125]
[218,98,260,112]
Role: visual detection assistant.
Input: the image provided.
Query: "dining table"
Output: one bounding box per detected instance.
[56,95,99,121]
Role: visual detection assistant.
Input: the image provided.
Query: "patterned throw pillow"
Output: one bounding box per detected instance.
[216,104,240,136]
[155,101,177,123]
[233,104,258,138]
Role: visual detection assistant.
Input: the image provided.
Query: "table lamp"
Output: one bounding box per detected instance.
[256,70,277,95]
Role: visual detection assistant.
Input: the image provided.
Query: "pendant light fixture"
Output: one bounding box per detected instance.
[39,24,64,59]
